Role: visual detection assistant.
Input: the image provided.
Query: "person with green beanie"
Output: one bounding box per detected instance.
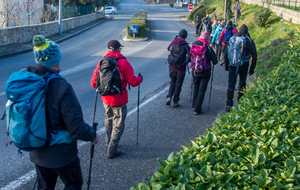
[27,35,99,190]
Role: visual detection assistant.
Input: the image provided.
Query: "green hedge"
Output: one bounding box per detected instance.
[131,30,300,189]
[189,5,204,21]
[192,6,209,21]
[126,12,148,38]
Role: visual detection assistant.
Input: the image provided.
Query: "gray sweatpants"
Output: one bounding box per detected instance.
[103,103,127,153]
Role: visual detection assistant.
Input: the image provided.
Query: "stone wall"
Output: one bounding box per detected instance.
[0,12,103,46]
[240,0,300,24]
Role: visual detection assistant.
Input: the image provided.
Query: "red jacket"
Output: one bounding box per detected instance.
[218,28,238,45]
[91,51,142,106]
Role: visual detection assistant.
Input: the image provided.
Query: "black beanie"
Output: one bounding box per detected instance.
[239,24,248,34]
[179,29,188,39]
[227,20,233,26]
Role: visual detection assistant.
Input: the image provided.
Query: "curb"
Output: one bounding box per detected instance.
[0,17,111,59]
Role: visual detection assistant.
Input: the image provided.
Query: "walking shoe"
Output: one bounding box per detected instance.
[166,98,171,106]
[226,105,231,112]
[220,62,224,66]
[194,111,203,115]
[173,102,180,108]
[107,149,122,159]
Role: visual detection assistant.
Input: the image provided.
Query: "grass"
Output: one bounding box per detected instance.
[188,0,300,79]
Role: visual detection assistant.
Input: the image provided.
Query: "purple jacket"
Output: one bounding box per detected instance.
[167,37,190,71]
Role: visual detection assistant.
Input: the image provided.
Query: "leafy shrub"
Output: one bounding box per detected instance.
[169,2,174,7]
[131,29,300,190]
[189,5,204,21]
[192,6,209,20]
[254,8,272,27]
[205,7,216,14]
[126,12,148,38]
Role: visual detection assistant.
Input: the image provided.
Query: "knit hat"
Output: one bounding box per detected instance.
[107,40,123,50]
[239,24,249,35]
[198,31,210,45]
[33,35,62,68]
[179,29,188,39]
[227,20,233,26]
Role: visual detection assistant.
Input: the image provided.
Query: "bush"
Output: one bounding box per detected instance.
[169,2,174,7]
[126,12,148,38]
[131,29,300,190]
[192,6,209,21]
[205,7,216,14]
[254,8,272,27]
[189,5,204,21]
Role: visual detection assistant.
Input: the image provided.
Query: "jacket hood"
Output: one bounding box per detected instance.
[26,64,59,76]
[226,24,233,30]
[173,37,188,45]
[103,51,127,60]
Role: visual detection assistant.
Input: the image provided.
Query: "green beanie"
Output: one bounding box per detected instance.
[32,35,62,68]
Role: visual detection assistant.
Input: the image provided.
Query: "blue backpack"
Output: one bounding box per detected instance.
[223,29,233,42]
[5,71,73,152]
[227,36,251,67]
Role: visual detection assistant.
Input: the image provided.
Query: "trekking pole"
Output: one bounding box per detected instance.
[32,178,37,190]
[208,64,214,110]
[190,72,193,103]
[136,84,140,147]
[87,91,99,190]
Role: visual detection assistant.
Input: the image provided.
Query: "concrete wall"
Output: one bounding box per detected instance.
[240,0,300,24]
[0,12,103,46]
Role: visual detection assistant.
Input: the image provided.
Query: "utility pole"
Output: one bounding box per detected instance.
[224,0,228,23]
[59,0,62,34]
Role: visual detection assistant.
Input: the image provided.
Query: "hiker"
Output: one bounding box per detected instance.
[91,40,142,159]
[187,31,218,114]
[194,15,202,36]
[166,29,190,108]
[198,17,212,36]
[27,35,99,190]
[211,21,225,61]
[210,19,219,50]
[224,24,257,112]
[218,20,237,65]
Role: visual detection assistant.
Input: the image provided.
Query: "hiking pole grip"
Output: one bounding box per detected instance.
[87,122,98,190]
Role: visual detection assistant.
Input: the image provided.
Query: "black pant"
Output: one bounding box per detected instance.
[35,157,83,190]
[195,24,200,36]
[221,44,227,63]
[216,44,222,60]
[192,74,211,112]
[226,64,249,107]
[167,68,186,103]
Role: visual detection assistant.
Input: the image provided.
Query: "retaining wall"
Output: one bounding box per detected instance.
[240,0,300,24]
[0,12,103,46]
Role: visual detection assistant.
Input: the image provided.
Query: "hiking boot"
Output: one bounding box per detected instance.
[173,102,180,108]
[226,105,232,112]
[166,98,171,106]
[194,111,203,115]
[107,149,122,159]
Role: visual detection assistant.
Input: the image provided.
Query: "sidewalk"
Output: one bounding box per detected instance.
[0,17,111,59]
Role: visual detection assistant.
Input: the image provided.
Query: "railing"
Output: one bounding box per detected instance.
[261,0,300,11]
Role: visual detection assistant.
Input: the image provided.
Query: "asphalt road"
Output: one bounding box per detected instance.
[0,0,230,189]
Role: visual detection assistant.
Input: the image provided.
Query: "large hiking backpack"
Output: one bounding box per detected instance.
[96,56,124,96]
[167,43,188,68]
[190,44,211,72]
[223,29,233,43]
[5,71,73,152]
[227,36,250,67]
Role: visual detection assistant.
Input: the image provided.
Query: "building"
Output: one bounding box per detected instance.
[0,0,44,28]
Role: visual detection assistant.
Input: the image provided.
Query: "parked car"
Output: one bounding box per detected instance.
[105,6,117,14]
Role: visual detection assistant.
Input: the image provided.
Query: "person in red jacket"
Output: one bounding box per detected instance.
[91,40,142,159]
[218,20,238,65]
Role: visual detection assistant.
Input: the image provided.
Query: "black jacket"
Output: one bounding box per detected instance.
[27,64,96,168]
[198,18,212,35]
[224,32,257,72]
[187,41,218,77]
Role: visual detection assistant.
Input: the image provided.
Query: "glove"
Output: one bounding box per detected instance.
[248,69,254,76]
[138,73,143,82]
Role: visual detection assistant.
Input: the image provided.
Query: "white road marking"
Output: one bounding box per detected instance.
[0,86,168,190]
